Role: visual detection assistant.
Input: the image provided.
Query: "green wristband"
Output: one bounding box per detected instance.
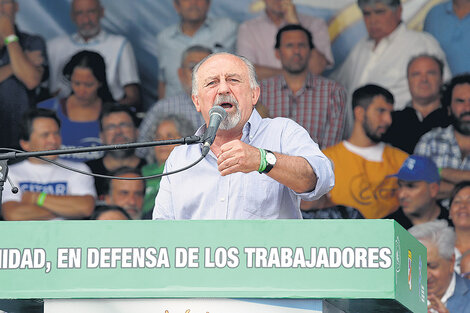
[4,34,18,45]
[37,192,47,207]
[438,167,442,177]
[258,148,267,173]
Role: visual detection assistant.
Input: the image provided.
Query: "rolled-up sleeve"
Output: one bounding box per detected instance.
[279,118,335,200]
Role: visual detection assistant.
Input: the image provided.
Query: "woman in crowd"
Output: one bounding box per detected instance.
[141,114,194,218]
[38,50,114,162]
[449,181,470,273]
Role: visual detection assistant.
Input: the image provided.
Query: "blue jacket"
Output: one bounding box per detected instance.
[447,274,470,312]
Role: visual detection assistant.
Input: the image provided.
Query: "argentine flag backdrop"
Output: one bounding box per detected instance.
[15,0,446,109]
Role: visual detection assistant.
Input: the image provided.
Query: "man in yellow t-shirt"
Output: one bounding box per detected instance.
[322,84,408,219]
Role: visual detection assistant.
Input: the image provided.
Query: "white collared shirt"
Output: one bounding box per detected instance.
[331,23,450,137]
[333,23,450,111]
[153,110,335,220]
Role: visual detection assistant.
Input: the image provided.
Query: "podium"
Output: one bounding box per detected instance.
[0,220,426,312]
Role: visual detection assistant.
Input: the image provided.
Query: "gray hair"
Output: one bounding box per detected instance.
[180,45,213,68]
[357,0,401,10]
[406,53,444,78]
[408,220,455,260]
[191,52,259,96]
[152,114,194,138]
[146,114,195,163]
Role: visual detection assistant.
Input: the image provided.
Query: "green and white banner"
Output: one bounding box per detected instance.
[0,220,426,312]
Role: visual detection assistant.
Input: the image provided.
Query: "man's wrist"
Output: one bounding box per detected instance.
[37,192,47,207]
[4,34,18,45]
[258,148,267,173]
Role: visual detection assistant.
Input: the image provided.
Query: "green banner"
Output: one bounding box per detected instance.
[0,220,426,312]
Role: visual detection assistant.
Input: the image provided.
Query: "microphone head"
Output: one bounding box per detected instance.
[209,105,228,120]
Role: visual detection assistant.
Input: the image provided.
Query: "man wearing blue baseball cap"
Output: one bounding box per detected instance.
[385,155,451,229]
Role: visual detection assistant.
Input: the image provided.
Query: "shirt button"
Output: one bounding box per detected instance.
[220,198,225,202]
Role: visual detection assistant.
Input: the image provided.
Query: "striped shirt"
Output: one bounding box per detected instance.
[260,73,346,149]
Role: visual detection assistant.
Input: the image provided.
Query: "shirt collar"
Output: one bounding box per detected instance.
[172,16,213,38]
[366,22,405,47]
[441,272,456,305]
[278,72,314,91]
[445,124,457,139]
[444,1,454,14]
[71,29,106,44]
[242,109,262,142]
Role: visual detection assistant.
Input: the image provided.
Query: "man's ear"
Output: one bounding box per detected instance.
[252,86,260,107]
[177,67,184,83]
[173,0,181,14]
[104,194,111,205]
[19,139,29,152]
[395,6,403,20]
[13,1,18,15]
[275,48,281,61]
[429,182,440,198]
[98,4,105,19]
[192,94,201,112]
[353,106,365,123]
[450,253,456,275]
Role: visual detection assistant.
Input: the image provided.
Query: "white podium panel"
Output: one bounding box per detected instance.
[45,298,323,313]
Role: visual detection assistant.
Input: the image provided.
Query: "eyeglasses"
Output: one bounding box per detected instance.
[103,122,134,132]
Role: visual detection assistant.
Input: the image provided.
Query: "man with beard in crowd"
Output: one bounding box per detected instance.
[86,104,146,200]
[415,74,470,199]
[318,84,408,219]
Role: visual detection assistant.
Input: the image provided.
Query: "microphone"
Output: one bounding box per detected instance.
[201,106,227,156]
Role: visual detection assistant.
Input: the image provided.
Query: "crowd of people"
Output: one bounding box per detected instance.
[0,0,470,310]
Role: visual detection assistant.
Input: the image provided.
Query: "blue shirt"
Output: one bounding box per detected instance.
[153,110,335,220]
[424,1,470,75]
[38,98,103,162]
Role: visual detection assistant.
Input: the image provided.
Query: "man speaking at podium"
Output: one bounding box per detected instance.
[153,52,334,219]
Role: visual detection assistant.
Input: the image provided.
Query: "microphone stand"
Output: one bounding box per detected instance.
[0,135,204,213]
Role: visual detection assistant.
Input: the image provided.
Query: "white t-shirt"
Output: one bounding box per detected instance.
[342,141,385,162]
[2,159,96,203]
